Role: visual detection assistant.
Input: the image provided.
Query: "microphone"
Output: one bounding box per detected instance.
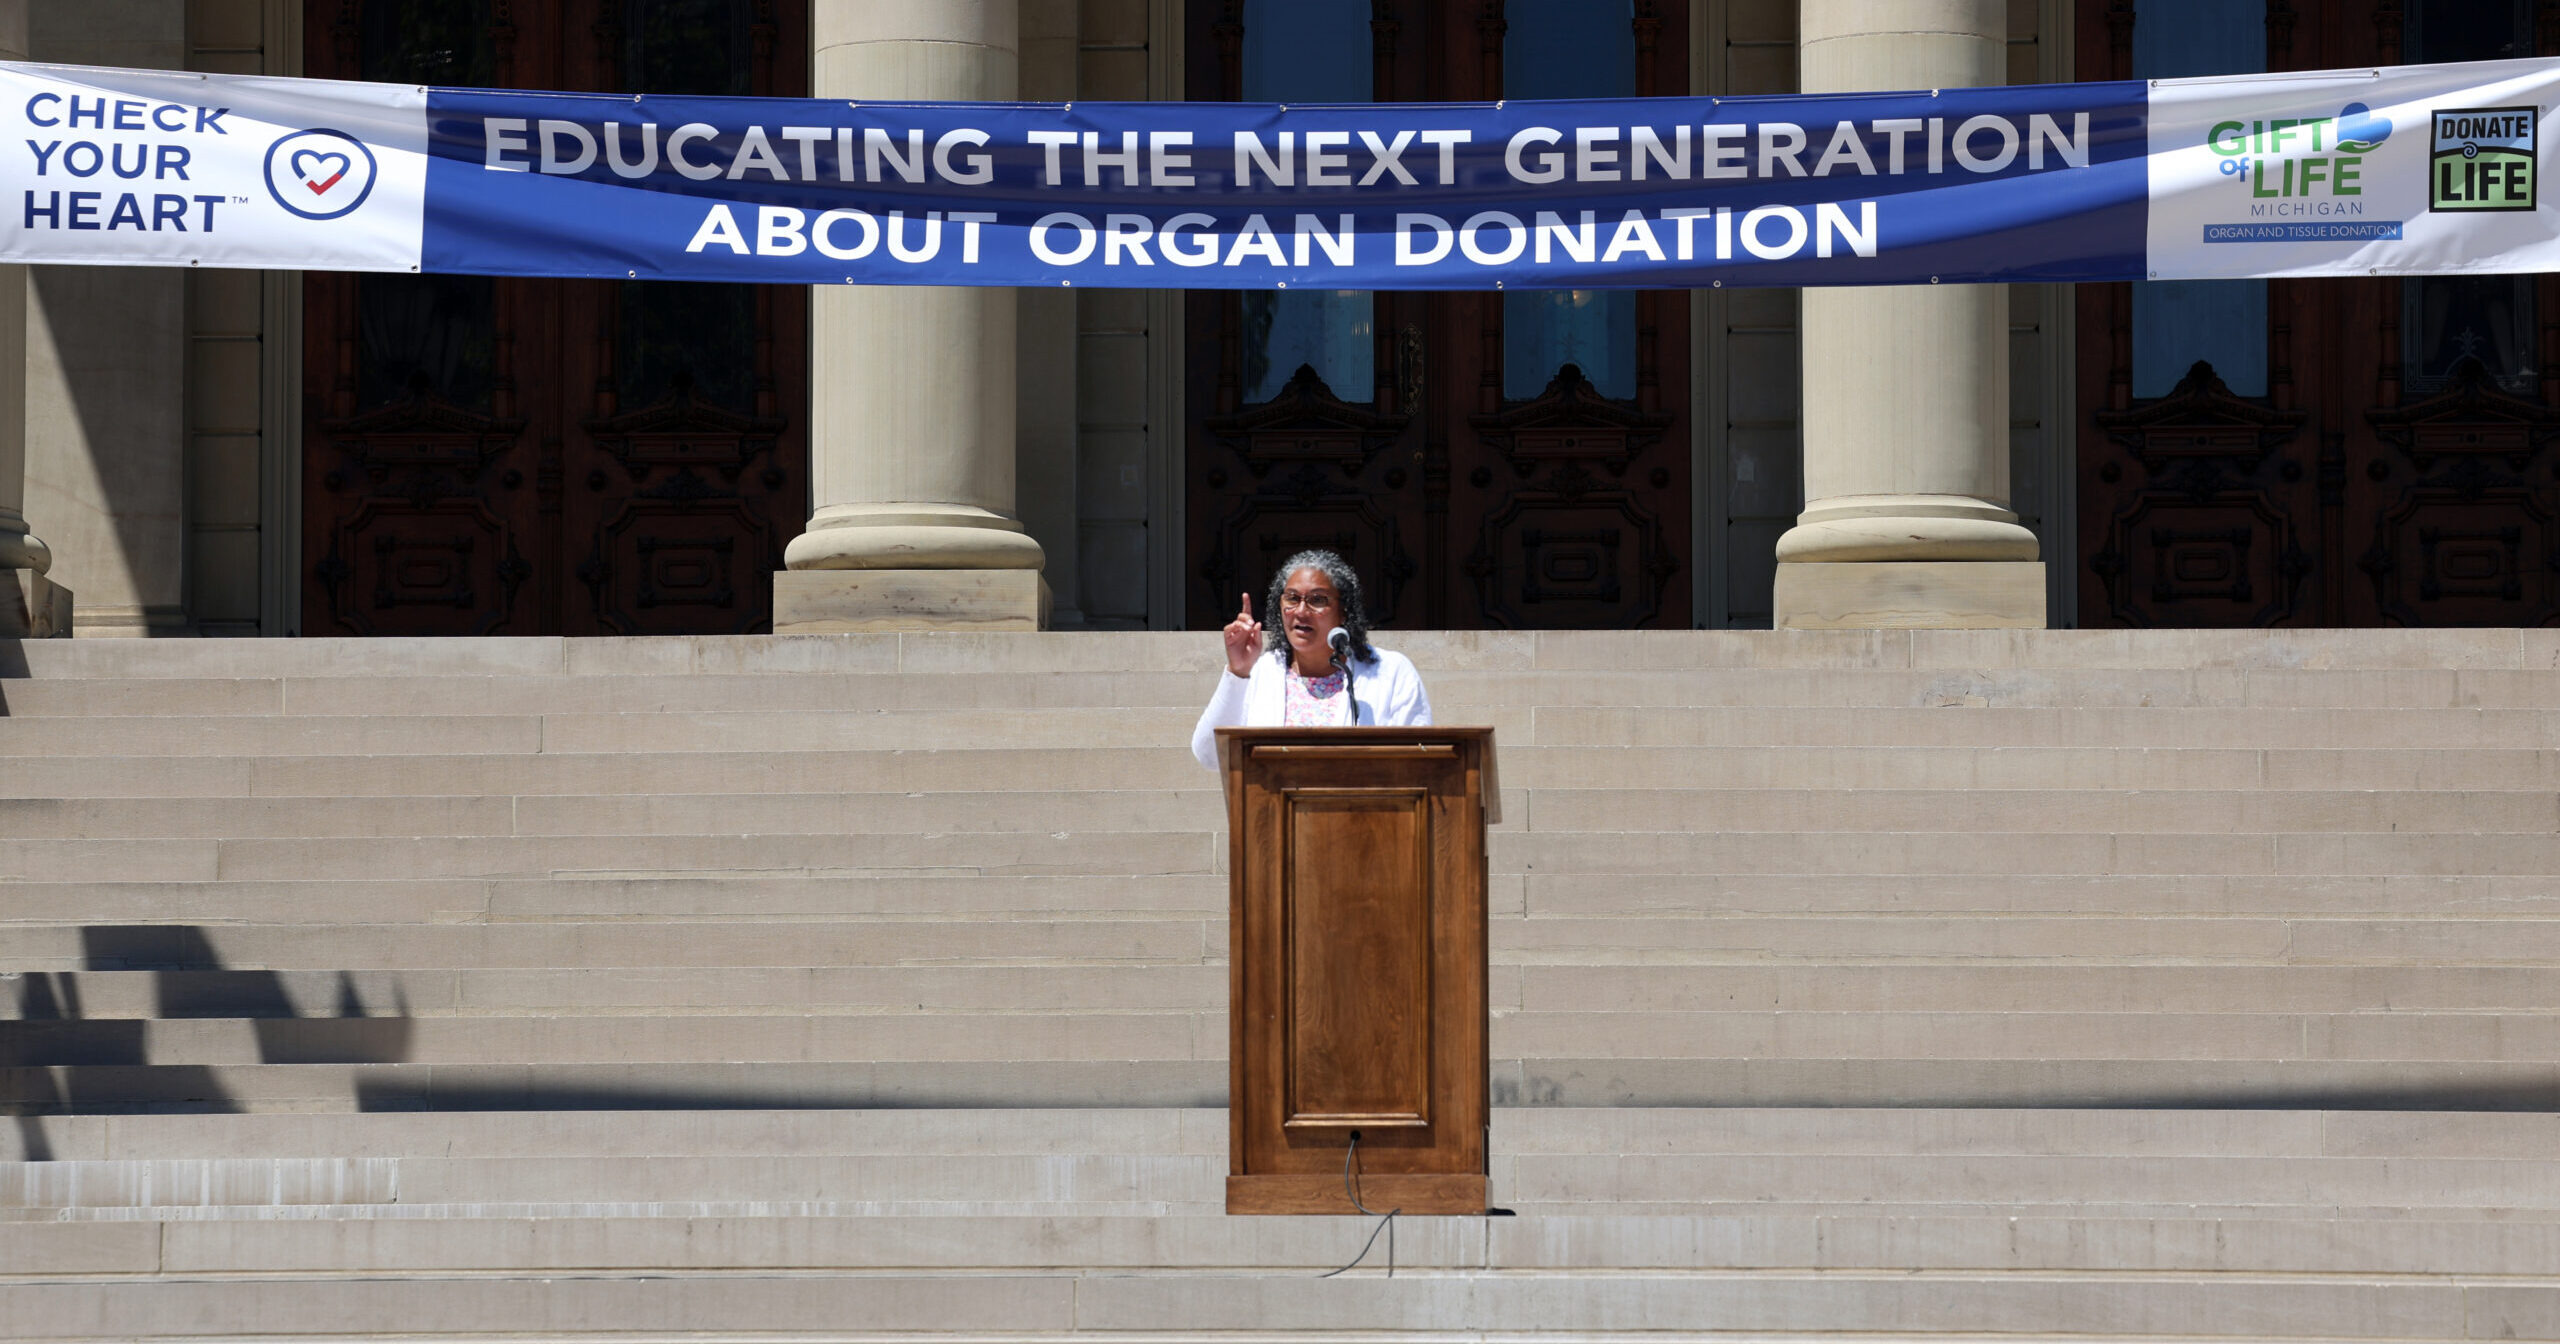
[1327,628,1359,725]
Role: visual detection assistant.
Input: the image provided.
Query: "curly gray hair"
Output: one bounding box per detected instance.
[1262,549,1375,666]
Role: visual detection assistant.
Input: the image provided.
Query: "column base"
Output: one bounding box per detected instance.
[1774,561,2046,630]
[1,569,73,638]
[1776,495,2040,563]
[774,568,1050,633]
[783,505,1047,571]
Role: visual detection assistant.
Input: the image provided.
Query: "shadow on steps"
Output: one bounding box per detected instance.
[5,926,414,1150]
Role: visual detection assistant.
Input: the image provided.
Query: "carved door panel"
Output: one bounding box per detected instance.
[553,1,805,635]
[1185,0,1690,631]
[301,0,806,637]
[1434,2,1689,630]
[2356,360,2560,624]
[2077,0,2560,627]
[558,282,803,635]
[2306,0,2560,627]
[303,2,559,635]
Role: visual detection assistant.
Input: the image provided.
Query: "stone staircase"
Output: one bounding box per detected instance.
[3,629,2557,1340]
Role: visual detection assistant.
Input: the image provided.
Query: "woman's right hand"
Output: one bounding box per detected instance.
[1222,591,1262,678]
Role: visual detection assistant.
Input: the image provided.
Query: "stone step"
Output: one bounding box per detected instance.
[7,1211,2559,1276]
[1,672,1208,717]
[1524,871,2560,917]
[9,704,2559,759]
[11,1008,2559,1069]
[13,912,2558,973]
[3,966,1230,1017]
[17,828,2560,885]
[0,1266,2546,1341]
[10,787,2551,840]
[7,872,2550,928]
[6,749,1218,799]
[1,790,1232,840]
[1535,705,2560,750]
[0,874,1232,924]
[13,919,2559,980]
[0,715,550,758]
[0,1153,1219,1211]
[16,1147,2560,1214]
[22,961,2560,1020]
[7,1107,1225,1160]
[15,747,2560,801]
[1497,830,2560,879]
[1,1012,1211,1066]
[0,919,1214,973]
[1523,788,2558,834]
[0,830,1224,883]
[5,1060,1227,1113]
[17,1107,2552,1163]
[12,1058,2557,1114]
[14,667,2560,719]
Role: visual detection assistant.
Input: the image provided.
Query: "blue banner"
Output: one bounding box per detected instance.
[422,85,2149,288]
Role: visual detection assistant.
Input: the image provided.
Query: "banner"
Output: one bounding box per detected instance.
[2,56,2553,289]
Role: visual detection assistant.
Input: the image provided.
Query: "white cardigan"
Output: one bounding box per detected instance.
[1190,647,1433,770]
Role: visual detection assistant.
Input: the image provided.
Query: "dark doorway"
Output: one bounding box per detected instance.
[2077,0,2560,627]
[1183,0,1693,630]
[300,0,809,636]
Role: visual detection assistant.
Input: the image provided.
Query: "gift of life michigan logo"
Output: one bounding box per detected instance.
[263,127,377,221]
[2207,102,2391,214]
[2430,107,2537,212]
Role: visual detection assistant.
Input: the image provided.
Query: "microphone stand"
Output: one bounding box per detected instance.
[1329,630,1359,726]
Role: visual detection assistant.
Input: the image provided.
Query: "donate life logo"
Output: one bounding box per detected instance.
[263,128,377,220]
[2430,107,2537,212]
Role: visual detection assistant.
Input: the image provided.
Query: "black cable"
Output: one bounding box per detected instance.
[1320,1131,1399,1278]
[1342,659,1358,724]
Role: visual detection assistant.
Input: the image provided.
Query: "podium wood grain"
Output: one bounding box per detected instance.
[1219,728,1492,1216]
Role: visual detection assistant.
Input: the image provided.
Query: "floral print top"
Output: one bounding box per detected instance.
[1281,665,1355,726]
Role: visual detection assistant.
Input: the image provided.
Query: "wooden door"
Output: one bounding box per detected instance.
[1224,729,1490,1216]
[301,0,807,636]
[2077,0,2560,627]
[1185,0,1690,631]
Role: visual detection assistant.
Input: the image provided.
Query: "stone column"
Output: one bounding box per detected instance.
[0,0,66,637]
[776,0,1048,631]
[1773,0,2044,629]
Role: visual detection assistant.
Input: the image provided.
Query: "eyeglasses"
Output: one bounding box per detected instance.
[1278,592,1336,612]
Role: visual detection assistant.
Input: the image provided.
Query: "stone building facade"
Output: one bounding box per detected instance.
[4,0,2550,638]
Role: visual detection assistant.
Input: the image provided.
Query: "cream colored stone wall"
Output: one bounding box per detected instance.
[0,0,62,636]
[182,0,276,634]
[1017,0,1084,625]
[24,1,189,636]
[1071,0,1163,628]
[2011,0,2078,626]
[184,269,262,635]
[10,0,289,637]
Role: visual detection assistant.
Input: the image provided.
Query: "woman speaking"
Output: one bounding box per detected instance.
[1190,549,1432,770]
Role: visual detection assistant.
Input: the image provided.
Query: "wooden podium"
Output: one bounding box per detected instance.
[1216,727,1494,1216]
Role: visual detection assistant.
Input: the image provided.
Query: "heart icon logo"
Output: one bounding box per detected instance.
[291,149,350,195]
[265,130,376,220]
[2336,103,2392,153]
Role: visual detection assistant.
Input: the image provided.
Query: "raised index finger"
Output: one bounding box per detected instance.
[1238,592,1254,621]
